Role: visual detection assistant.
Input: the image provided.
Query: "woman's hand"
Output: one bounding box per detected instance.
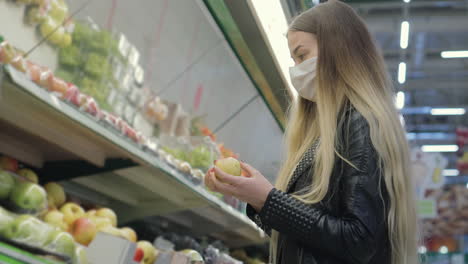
[205,162,274,211]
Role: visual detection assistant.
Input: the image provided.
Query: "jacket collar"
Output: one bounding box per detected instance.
[286,140,319,193]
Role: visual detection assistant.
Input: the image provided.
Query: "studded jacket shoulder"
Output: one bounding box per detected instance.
[247,109,391,264]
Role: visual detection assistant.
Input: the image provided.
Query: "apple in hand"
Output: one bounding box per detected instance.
[10,181,47,211]
[0,170,15,199]
[17,169,38,184]
[215,157,242,177]
[44,182,66,208]
[60,203,85,225]
[45,230,76,257]
[137,241,157,264]
[120,227,137,242]
[70,217,96,246]
[95,208,117,227]
[43,210,68,231]
[0,156,18,172]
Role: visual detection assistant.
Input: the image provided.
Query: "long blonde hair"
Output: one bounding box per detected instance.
[271,1,418,263]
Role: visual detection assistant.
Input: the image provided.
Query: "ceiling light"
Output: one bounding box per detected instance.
[441,50,468,58]
[403,0,411,2]
[398,62,406,84]
[431,108,466,115]
[442,169,459,177]
[400,21,409,49]
[422,145,459,152]
[396,91,405,109]
[418,246,427,254]
[439,246,448,254]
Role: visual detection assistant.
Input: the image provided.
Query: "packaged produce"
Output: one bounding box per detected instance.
[11,56,27,73]
[180,249,204,264]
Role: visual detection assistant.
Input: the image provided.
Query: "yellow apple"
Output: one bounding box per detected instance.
[44,182,66,208]
[215,157,241,176]
[43,210,68,231]
[60,203,84,225]
[99,226,122,237]
[137,241,157,264]
[120,227,137,242]
[85,209,97,218]
[95,208,117,227]
[90,216,112,231]
[17,169,39,183]
[71,217,96,246]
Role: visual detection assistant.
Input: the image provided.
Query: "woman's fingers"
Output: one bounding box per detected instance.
[240,162,257,177]
[205,171,217,191]
[213,166,242,186]
[210,172,236,196]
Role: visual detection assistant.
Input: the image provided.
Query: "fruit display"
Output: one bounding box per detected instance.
[0,168,47,214]
[0,206,86,262]
[422,185,468,237]
[18,0,74,48]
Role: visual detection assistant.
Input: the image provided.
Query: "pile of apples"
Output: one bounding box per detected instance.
[42,204,137,246]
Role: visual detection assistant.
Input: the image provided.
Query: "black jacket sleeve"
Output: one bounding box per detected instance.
[257,113,386,264]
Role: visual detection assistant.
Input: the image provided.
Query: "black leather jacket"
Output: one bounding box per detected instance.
[247,110,391,264]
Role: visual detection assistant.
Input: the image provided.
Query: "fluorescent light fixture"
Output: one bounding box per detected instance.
[398,62,406,84]
[247,0,297,99]
[430,108,466,116]
[396,91,405,109]
[442,169,459,177]
[421,145,459,152]
[441,50,468,58]
[418,246,427,254]
[400,21,409,49]
[403,0,411,2]
[439,246,448,254]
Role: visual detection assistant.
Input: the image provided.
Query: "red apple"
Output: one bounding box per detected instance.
[70,217,97,246]
[0,156,18,172]
[48,76,68,97]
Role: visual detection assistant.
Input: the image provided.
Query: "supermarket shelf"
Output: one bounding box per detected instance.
[0,66,266,247]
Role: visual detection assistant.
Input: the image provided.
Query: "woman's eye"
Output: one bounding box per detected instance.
[298,55,304,60]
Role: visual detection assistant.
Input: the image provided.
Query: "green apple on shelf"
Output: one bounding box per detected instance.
[0,170,15,199]
[9,181,47,211]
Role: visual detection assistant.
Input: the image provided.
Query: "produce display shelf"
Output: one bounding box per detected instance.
[0,66,266,247]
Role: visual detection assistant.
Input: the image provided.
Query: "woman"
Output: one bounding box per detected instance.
[205,1,418,263]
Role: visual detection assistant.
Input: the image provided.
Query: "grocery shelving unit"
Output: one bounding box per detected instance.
[0,65,266,247]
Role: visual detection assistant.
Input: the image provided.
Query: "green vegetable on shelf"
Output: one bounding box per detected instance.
[55,69,75,83]
[190,146,213,170]
[72,22,93,45]
[58,45,81,68]
[84,53,109,79]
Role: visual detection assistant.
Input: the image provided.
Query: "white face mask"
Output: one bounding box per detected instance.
[289,57,317,101]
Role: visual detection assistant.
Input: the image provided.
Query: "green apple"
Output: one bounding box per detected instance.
[74,245,88,264]
[44,182,66,208]
[17,169,39,184]
[0,206,15,235]
[10,181,47,211]
[0,170,15,199]
[45,230,76,258]
[3,215,45,245]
